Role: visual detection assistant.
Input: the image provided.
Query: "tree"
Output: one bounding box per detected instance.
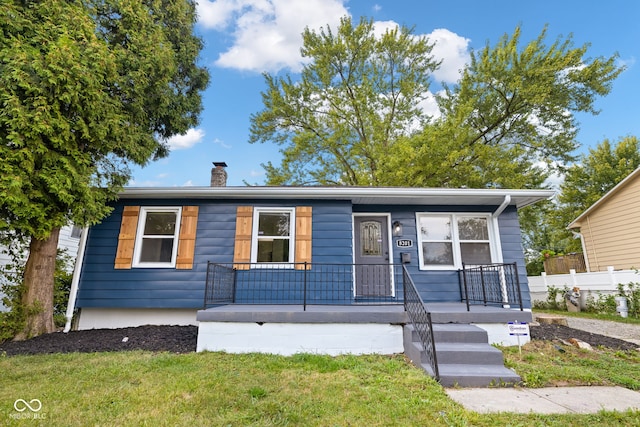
[553,135,640,252]
[0,0,208,339]
[250,16,440,185]
[250,21,623,189]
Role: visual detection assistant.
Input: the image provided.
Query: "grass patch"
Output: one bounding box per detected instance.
[534,309,640,325]
[503,341,640,390]
[1,350,639,426]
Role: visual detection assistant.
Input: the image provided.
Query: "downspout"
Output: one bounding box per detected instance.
[64,227,89,333]
[492,195,510,305]
[571,230,591,272]
[492,195,511,219]
[491,195,510,263]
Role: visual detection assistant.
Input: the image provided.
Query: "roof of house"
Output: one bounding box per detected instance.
[568,166,640,229]
[120,186,554,209]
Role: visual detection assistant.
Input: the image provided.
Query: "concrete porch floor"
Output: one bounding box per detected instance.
[197,302,531,325]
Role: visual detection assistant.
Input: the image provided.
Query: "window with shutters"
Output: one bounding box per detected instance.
[132,207,182,268]
[416,213,495,270]
[251,207,295,266]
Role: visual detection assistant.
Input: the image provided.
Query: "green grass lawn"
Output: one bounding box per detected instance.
[2,349,639,426]
[533,308,640,325]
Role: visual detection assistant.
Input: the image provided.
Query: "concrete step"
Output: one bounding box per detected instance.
[432,324,488,343]
[437,364,521,388]
[435,342,506,365]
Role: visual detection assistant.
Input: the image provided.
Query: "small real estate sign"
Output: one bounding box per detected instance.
[507,322,530,336]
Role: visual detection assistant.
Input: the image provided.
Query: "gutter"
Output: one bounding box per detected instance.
[492,195,511,218]
[64,227,89,333]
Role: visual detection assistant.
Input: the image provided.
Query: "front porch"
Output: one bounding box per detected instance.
[197,262,530,386]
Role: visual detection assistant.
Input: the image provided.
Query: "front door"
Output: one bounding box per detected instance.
[353,215,392,297]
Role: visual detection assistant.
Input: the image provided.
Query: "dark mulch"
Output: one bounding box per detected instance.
[529,323,638,351]
[0,323,637,357]
[0,325,198,356]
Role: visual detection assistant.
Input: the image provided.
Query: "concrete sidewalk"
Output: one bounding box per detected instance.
[446,386,640,414]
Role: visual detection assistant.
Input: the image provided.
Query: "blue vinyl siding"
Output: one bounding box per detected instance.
[77,199,530,309]
[77,199,354,309]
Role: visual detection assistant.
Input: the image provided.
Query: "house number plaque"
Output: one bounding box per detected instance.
[396,239,413,248]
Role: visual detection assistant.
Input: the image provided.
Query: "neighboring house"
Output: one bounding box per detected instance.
[568,167,640,272]
[0,224,82,312]
[68,164,553,386]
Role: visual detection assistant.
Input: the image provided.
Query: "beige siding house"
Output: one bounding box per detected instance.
[568,167,640,272]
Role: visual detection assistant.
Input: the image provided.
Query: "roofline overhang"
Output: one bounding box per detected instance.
[119,186,554,209]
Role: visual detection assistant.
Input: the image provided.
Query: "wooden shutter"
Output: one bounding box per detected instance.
[295,206,312,270]
[176,206,199,269]
[114,206,140,269]
[233,206,253,270]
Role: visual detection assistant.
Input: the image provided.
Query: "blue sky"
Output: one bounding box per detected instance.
[128,0,640,187]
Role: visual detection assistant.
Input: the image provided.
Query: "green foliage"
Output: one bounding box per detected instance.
[522,135,640,260]
[584,292,617,314]
[0,246,73,342]
[250,16,440,185]
[251,21,623,189]
[532,285,568,310]
[0,0,208,337]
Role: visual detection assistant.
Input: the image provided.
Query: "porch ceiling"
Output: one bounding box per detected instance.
[120,186,554,209]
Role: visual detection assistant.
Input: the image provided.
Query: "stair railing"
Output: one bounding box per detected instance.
[402,265,439,381]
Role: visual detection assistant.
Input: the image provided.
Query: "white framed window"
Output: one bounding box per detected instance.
[251,207,295,266]
[70,225,83,239]
[133,207,181,268]
[416,213,495,270]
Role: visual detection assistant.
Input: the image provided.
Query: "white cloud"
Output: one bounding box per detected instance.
[196,1,470,83]
[417,90,442,120]
[166,128,205,150]
[213,138,232,149]
[250,169,264,177]
[181,180,195,187]
[198,0,347,73]
[427,28,470,83]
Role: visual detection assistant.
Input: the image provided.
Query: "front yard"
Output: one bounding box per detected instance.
[2,347,638,426]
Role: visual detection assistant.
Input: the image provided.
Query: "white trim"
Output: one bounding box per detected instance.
[64,227,89,333]
[120,186,554,209]
[416,212,497,270]
[250,207,296,267]
[352,213,395,297]
[132,206,182,268]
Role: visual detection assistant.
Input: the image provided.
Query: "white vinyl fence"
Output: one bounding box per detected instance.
[528,267,640,308]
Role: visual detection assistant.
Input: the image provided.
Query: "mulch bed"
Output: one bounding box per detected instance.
[0,323,637,357]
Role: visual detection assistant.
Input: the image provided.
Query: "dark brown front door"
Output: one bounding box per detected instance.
[353,216,392,297]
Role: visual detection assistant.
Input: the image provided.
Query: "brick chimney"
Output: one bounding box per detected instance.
[210,162,228,187]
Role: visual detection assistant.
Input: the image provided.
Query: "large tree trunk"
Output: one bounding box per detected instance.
[14,227,60,340]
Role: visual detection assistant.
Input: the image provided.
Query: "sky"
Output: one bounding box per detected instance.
[128,0,640,188]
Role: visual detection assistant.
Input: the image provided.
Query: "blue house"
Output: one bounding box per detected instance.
[67,164,552,386]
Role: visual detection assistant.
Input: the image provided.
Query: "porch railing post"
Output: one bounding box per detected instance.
[461,264,470,312]
[303,261,308,311]
[480,265,488,306]
[513,262,523,311]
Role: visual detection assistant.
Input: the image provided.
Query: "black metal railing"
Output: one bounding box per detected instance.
[402,265,439,381]
[460,262,523,311]
[204,262,404,310]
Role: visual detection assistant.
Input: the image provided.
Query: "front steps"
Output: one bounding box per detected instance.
[404,323,521,387]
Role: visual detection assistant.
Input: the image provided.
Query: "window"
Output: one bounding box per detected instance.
[133,207,181,268]
[417,213,494,269]
[251,208,295,265]
[70,225,83,239]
